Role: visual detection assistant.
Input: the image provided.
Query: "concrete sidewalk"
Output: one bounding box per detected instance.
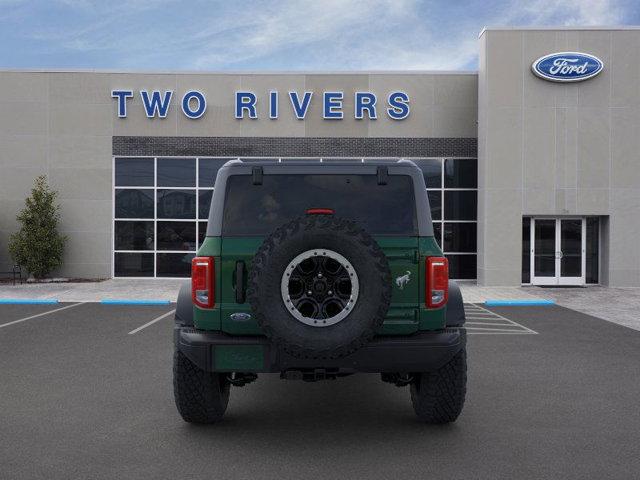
[2,279,548,304]
[1,279,638,330]
[459,282,640,331]
[0,279,186,303]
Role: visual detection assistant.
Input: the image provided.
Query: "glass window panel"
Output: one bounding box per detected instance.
[156,253,195,278]
[199,190,213,219]
[522,218,531,284]
[114,252,154,277]
[586,217,599,284]
[444,159,477,188]
[157,158,196,187]
[433,222,442,248]
[446,254,477,280]
[444,191,477,220]
[534,219,556,277]
[157,189,196,219]
[427,190,441,220]
[560,219,582,277]
[157,221,196,251]
[198,222,207,247]
[115,189,154,218]
[115,158,153,186]
[199,158,233,187]
[443,222,477,252]
[223,174,417,236]
[413,159,442,188]
[114,221,154,250]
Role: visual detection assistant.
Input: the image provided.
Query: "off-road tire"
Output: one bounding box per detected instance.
[410,347,467,424]
[173,350,230,424]
[247,215,392,360]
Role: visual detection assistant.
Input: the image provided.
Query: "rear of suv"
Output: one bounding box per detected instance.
[173,159,467,424]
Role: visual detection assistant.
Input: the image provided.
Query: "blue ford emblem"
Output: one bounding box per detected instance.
[230,312,251,322]
[532,52,603,82]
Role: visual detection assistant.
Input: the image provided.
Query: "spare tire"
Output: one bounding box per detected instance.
[247,215,392,359]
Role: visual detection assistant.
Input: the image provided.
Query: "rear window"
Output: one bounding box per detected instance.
[222,174,417,236]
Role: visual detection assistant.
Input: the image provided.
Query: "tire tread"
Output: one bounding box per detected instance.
[247,215,392,360]
[410,348,467,424]
[173,350,230,424]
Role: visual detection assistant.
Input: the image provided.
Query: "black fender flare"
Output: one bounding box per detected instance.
[175,281,194,327]
[445,280,465,327]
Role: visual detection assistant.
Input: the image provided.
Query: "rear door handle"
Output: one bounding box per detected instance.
[234,261,246,304]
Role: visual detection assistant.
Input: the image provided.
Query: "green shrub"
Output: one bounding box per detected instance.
[8,175,67,279]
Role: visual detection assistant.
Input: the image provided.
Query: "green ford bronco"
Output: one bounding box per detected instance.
[173,159,467,424]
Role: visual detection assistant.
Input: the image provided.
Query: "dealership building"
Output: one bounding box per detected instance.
[1,26,639,286]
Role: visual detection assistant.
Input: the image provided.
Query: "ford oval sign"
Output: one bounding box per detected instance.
[532,52,604,83]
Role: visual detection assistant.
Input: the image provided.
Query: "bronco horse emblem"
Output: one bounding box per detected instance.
[395,271,411,290]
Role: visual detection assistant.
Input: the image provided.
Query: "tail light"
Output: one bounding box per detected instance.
[192,257,215,308]
[426,256,448,308]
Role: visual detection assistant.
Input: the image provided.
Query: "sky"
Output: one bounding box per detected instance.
[0,0,638,71]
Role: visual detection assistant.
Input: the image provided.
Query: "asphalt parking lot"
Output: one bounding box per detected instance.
[1,302,639,480]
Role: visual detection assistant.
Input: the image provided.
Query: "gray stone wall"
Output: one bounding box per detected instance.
[0,71,477,278]
[478,28,640,286]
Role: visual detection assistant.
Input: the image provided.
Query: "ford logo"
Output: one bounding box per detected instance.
[532,52,603,83]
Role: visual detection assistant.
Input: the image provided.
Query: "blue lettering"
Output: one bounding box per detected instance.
[387,91,410,120]
[181,90,206,119]
[323,92,343,119]
[289,91,313,119]
[140,90,173,118]
[355,92,377,120]
[235,91,257,119]
[269,91,278,119]
[111,90,133,118]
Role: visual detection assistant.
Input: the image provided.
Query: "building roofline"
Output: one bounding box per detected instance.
[479,25,640,38]
[0,67,478,76]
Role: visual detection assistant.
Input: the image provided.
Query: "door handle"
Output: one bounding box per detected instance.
[555,251,563,259]
[234,261,246,304]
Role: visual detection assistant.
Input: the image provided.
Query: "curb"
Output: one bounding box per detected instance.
[100,299,172,305]
[0,298,60,305]
[0,298,59,305]
[485,299,555,307]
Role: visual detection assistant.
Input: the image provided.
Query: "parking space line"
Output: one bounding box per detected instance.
[466,326,535,333]
[463,303,539,335]
[467,331,538,335]
[466,321,521,326]
[472,303,538,334]
[0,302,83,329]
[466,317,511,322]
[128,309,175,335]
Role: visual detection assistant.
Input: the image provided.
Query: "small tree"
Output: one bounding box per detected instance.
[9,175,67,279]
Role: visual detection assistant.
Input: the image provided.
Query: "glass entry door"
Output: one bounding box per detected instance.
[531,218,586,286]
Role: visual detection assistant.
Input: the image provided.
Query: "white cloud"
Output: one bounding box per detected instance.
[10,0,632,70]
[191,0,418,68]
[509,0,623,26]
[187,0,628,70]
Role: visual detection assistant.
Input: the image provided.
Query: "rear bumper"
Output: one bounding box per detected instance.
[175,326,466,374]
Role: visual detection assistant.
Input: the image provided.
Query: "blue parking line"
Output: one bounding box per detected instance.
[100,299,172,305]
[485,299,555,307]
[0,298,59,305]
